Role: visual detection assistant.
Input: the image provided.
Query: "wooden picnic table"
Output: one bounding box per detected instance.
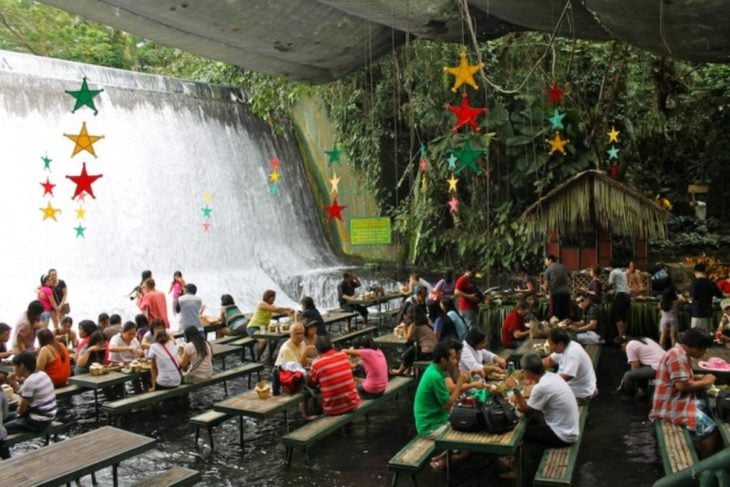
[0,426,155,487]
[172,321,224,339]
[214,389,304,446]
[70,370,149,422]
[435,416,528,486]
[349,292,404,330]
[373,333,407,349]
[515,338,549,357]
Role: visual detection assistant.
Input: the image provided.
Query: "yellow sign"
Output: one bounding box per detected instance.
[350,217,391,245]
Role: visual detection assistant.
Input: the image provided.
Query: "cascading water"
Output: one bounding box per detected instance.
[0,49,352,327]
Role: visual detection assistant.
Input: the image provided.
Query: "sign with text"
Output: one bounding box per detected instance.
[350,217,392,245]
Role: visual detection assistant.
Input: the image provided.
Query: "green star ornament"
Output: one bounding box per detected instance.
[452,139,485,175]
[419,144,427,158]
[65,77,103,116]
[41,154,52,171]
[548,109,566,131]
[201,206,212,218]
[325,144,342,166]
[447,153,458,170]
[607,145,620,160]
[74,224,86,238]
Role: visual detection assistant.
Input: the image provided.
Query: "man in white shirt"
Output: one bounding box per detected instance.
[542,328,597,403]
[607,260,631,341]
[275,322,314,367]
[177,283,203,335]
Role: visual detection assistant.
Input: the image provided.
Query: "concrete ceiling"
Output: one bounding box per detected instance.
[38,0,730,83]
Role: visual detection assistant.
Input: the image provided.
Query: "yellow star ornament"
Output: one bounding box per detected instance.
[40,202,61,221]
[64,122,104,158]
[443,50,483,92]
[608,126,620,143]
[202,191,213,204]
[546,132,570,156]
[447,174,459,192]
[75,206,86,220]
[328,172,341,194]
[421,175,428,192]
[269,170,280,183]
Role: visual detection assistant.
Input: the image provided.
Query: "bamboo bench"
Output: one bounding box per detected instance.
[331,326,378,346]
[585,344,601,370]
[654,420,699,476]
[133,466,201,487]
[283,376,412,465]
[387,435,436,486]
[102,363,264,424]
[533,405,589,486]
[5,420,67,448]
[190,410,232,451]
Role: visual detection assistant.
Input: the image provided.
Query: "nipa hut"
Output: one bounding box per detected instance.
[521,170,668,270]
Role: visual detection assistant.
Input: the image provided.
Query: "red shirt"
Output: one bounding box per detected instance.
[501,309,527,348]
[650,346,696,429]
[138,290,169,328]
[455,274,477,312]
[309,349,362,415]
[717,279,730,295]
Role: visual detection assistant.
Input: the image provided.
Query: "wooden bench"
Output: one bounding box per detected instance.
[190,410,232,452]
[533,405,589,486]
[102,363,264,424]
[716,415,730,448]
[283,376,412,465]
[331,326,378,346]
[5,420,66,448]
[133,466,201,487]
[226,336,255,361]
[55,383,82,399]
[654,420,699,476]
[387,435,436,486]
[585,344,601,370]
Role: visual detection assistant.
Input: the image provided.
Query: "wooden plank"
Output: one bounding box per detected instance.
[435,415,528,456]
[133,467,200,487]
[5,421,66,448]
[387,436,435,473]
[54,384,82,399]
[0,426,155,487]
[189,410,229,425]
[373,333,407,348]
[654,421,698,476]
[331,326,378,345]
[534,406,588,486]
[214,390,304,420]
[70,371,145,389]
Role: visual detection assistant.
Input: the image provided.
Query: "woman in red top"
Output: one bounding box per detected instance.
[36,329,71,387]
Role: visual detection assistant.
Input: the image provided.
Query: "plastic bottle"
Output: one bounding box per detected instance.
[507,361,515,375]
[272,366,281,396]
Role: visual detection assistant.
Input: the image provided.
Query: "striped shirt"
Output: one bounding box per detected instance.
[309,349,361,415]
[19,371,57,422]
[650,346,696,429]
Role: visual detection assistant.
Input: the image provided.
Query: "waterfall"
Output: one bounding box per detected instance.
[0,49,350,326]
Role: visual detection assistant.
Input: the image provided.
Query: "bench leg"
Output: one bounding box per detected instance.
[194,426,200,447]
[304,448,311,466]
[410,474,418,487]
[285,446,293,466]
[91,473,97,486]
[208,426,215,452]
[390,473,399,487]
[112,464,119,487]
[284,410,290,432]
[94,389,100,425]
[238,416,244,449]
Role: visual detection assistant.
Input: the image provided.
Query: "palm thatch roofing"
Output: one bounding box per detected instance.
[521,170,668,240]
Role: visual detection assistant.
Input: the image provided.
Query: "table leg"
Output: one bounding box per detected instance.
[515,442,523,487]
[222,357,228,395]
[238,416,244,448]
[94,389,100,425]
[284,410,290,432]
[112,464,118,487]
[445,449,451,484]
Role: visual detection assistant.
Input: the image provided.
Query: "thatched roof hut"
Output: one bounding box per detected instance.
[521,170,668,269]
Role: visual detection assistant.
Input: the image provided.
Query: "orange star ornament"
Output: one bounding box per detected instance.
[64,122,104,158]
[546,132,570,156]
[443,51,483,92]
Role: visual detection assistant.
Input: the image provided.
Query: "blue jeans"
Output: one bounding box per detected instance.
[462,309,478,330]
[621,365,656,397]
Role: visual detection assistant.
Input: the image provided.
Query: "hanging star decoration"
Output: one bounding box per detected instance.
[64,122,104,158]
[270,157,281,170]
[40,177,56,197]
[607,126,620,143]
[269,183,280,196]
[73,224,86,238]
[546,132,570,156]
[41,154,52,171]
[66,162,103,199]
[607,145,620,160]
[202,205,212,219]
[448,196,459,214]
[421,175,428,192]
[75,206,86,220]
[419,158,428,172]
[39,202,61,221]
[443,50,483,92]
[545,82,565,105]
[446,92,487,132]
[548,109,566,131]
[65,77,103,116]
[269,170,280,183]
[202,221,211,232]
[325,144,342,166]
[447,174,459,192]
[323,196,347,222]
[202,191,213,204]
[328,172,341,194]
[419,144,428,158]
[451,138,485,175]
[447,153,458,170]
[74,193,87,203]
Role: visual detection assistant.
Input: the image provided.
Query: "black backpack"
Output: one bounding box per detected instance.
[482,394,519,434]
[450,398,485,432]
[715,390,730,422]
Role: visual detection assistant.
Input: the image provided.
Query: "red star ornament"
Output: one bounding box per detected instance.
[40,177,56,196]
[419,159,428,172]
[202,221,211,232]
[545,82,565,105]
[323,196,347,222]
[270,157,280,169]
[446,92,487,132]
[66,162,103,200]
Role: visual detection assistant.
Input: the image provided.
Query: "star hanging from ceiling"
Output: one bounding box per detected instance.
[73,224,86,238]
[607,145,620,160]
[202,221,211,232]
[325,144,342,166]
[419,144,427,158]
[446,92,486,132]
[323,196,347,222]
[75,206,86,220]
[419,159,428,172]
[40,177,56,197]
[545,82,565,105]
[447,153,458,170]
[269,183,279,196]
[443,50,483,92]
[270,157,281,169]
[201,206,212,219]
[546,132,570,156]
[448,196,459,214]
[607,126,620,143]
[452,139,485,175]
[328,171,341,194]
[64,122,104,158]
[447,174,459,192]
[202,191,213,204]
[66,162,103,199]
[421,176,428,192]
[74,193,87,203]
[65,77,103,115]
[41,154,52,171]
[548,109,566,131]
[39,202,61,221]
[269,170,280,183]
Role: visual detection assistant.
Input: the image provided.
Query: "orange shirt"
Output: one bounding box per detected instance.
[138,290,170,328]
[43,344,71,386]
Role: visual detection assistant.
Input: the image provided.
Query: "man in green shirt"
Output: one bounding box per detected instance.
[413,339,469,470]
